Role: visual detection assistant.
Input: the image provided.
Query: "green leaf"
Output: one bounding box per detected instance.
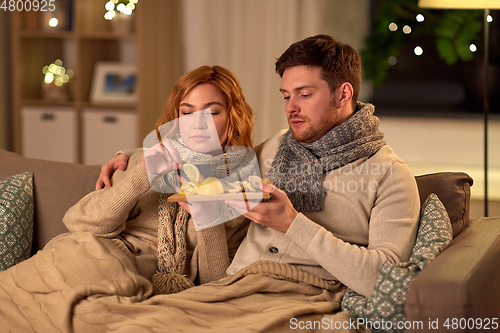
[436,38,458,65]
[455,39,474,62]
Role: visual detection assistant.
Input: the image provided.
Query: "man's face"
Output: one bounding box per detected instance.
[280,66,340,143]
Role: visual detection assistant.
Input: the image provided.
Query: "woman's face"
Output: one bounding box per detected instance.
[178,83,230,153]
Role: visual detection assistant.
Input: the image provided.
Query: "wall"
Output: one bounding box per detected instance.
[379,115,500,217]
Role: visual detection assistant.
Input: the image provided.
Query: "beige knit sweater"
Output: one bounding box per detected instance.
[62,152,249,284]
[227,129,420,297]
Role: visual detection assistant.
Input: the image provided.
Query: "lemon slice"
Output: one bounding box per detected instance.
[185,181,200,194]
[197,177,224,195]
[183,163,201,182]
[178,190,196,195]
[248,175,263,190]
[180,184,197,195]
[186,180,200,188]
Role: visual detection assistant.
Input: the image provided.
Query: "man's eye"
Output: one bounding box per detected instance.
[283,96,290,101]
[300,94,311,98]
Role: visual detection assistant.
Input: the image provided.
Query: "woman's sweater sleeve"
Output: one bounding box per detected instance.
[285,161,420,297]
[196,216,249,284]
[196,225,230,284]
[63,153,151,238]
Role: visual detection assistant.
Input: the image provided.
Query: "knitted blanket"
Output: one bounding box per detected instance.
[0,232,367,333]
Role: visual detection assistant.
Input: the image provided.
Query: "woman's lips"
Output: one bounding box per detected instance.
[190,135,211,142]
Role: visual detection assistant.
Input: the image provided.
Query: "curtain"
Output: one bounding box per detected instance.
[182,0,370,146]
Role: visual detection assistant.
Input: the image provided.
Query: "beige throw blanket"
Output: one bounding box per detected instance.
[0,232,368,333]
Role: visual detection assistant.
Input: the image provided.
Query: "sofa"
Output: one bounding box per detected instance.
[1,148,499,332]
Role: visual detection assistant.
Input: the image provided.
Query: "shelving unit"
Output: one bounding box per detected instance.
[11,0,184,164]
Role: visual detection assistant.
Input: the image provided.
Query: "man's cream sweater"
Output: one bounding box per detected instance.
[62,152,248,284]
[227,130,420,297]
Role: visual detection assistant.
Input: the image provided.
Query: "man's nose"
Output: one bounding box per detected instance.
[286,97,299,114]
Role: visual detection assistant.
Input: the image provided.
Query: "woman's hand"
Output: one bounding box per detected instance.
[142,141,183,175]
[177,200,221,229]
[176,182,220,229]
[95,153,130,190]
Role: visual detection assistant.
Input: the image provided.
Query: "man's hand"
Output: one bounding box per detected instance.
[95,153,130,190]
[225,183,298,233]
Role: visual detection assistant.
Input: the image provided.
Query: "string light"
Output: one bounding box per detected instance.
[416,14,425,22]
[414,46,423,56]
[104,0,138,20]
[389,22,398,31]
[48,17,58,27]
[42,59,74,87]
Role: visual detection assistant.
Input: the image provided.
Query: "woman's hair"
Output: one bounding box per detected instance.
[156,65,254,148]
[275,35,361,105]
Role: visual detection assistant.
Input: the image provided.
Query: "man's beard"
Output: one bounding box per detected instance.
[288,116,316,143]
[288,106,339,143]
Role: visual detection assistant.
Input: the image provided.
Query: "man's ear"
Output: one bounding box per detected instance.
[336,82,353,109]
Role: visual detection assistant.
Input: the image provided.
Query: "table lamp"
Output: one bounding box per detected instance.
[419,0,500,217]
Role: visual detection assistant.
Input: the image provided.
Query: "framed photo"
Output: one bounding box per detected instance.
[91,62,137,104]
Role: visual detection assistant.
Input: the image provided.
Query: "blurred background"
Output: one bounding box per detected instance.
[0,0,498,216]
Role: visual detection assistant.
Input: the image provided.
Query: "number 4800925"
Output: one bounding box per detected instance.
[1,0,56,11]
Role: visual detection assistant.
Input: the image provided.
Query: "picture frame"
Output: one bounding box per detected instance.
[90,62,137,104]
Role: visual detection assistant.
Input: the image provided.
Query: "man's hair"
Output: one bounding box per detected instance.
[275,35,361,105]
[156,65,254,148]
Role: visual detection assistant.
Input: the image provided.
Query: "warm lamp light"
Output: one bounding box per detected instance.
[418,0,499,216]
[418,0,500,9]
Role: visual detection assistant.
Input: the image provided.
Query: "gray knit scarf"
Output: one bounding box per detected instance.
[268,102,385,212]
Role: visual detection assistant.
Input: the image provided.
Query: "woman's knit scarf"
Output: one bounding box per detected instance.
[152,135,256,295]
[267,102,386,212]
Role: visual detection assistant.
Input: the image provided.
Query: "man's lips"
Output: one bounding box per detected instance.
[289,119,306,127]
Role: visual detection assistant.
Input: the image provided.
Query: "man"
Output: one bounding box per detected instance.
[97,35,420,298]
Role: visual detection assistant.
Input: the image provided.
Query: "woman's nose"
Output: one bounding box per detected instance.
[193,111,208,129]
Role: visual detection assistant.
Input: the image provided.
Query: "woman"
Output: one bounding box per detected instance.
[0,66,256,331]
[24,65,254,295]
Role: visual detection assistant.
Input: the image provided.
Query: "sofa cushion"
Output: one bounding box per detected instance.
[341,193,453,333]
[415,172,472,238]
[0,149,101,252]
[0,172,34,270]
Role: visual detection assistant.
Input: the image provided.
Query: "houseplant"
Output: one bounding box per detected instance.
[363,0,484,87]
